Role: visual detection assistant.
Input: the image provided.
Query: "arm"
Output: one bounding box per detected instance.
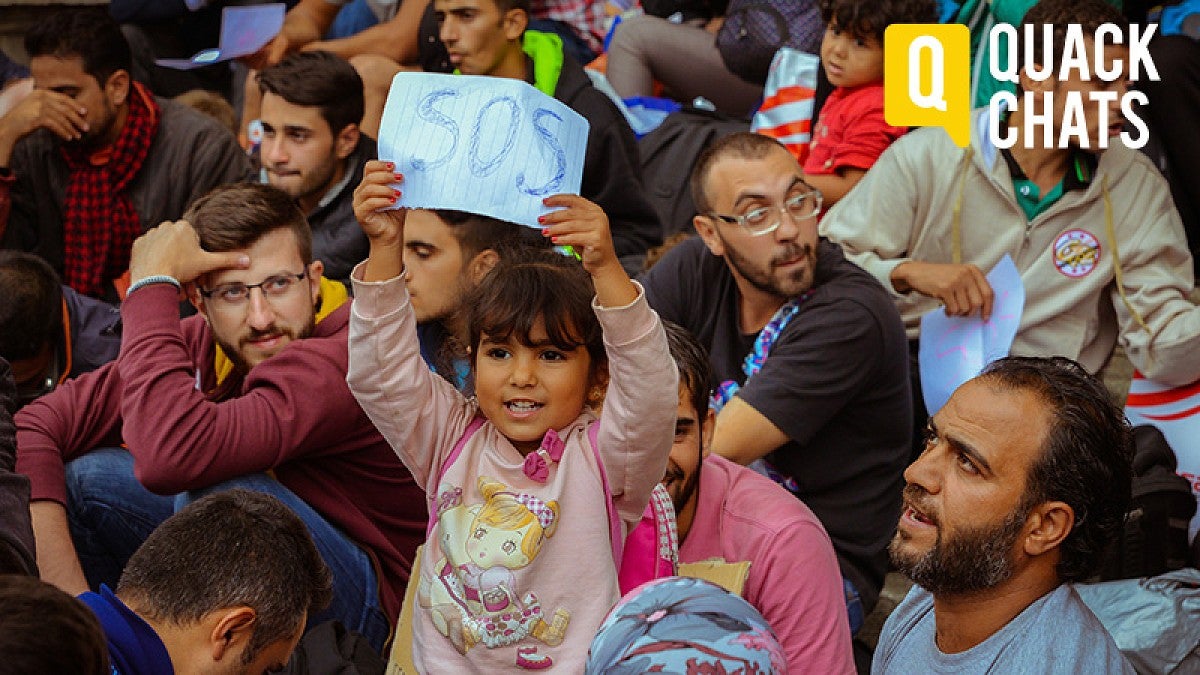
[0,90,89,168]
[803,168,866,206]
[243,0,343,69]
[347,161,474,485]
[820,141,993,318]
[302,0,432,64]
[1110,171,1200,386]
[709,397,789,465]
[542,195,679,522]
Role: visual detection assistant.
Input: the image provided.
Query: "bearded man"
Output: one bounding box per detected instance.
[641,131,911,618]
[875,356,1134,673]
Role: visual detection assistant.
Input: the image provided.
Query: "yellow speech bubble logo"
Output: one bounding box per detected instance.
[884,24,971,147]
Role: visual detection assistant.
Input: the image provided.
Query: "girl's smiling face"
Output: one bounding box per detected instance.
[474,316,594,456]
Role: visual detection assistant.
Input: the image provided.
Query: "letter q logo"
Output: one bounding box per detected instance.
[884,25,971,147]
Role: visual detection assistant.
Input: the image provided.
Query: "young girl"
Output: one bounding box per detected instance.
[347,160,679,671]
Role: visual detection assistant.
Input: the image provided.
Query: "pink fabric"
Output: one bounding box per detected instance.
[804,83,908,176]
[679,455,855,673]
[347,266,677,672]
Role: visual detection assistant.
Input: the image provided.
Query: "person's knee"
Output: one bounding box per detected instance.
[349,53,402,95]
[609,15,659,58]
[64,448,137,510]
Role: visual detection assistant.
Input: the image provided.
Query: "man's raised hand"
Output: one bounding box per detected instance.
[128,220,249,286]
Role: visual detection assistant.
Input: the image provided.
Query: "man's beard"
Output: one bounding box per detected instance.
[664,456,701,517]
[269,155,340,204]
[720,234,816,300]
[889,484,1028,596]
[217,314,316,376]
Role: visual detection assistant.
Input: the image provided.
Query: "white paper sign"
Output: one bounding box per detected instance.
[919,255,1026,416]
[1125,372,1200,540]
[376,73,589,227]
[157,4,285,70]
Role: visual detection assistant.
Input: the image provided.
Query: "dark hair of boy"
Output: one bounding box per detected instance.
[819,0,940,41]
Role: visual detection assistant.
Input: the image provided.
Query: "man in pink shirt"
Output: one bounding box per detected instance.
[662,321,855,672]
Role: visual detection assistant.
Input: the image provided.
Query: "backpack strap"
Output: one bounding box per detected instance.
[426,415,486,537]
[588,421,624,565]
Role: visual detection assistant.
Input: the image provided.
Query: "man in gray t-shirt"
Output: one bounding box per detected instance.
[874,352,1134,673]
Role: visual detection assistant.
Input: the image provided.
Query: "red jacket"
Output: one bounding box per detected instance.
[16,283,425,619]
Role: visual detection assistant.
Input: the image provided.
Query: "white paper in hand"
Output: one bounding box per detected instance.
[157,4,285,70]
[919,254,1025,416]
[376,72,589,228]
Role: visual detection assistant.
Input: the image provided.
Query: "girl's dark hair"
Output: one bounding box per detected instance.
[820,0,939,41]
[465,248,605,371]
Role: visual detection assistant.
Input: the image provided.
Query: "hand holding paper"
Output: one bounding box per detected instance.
[918,255,1025,416]
[354,160,407,282]
[539,194,637,308]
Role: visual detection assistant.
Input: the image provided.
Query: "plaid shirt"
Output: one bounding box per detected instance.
[531,0,607,54]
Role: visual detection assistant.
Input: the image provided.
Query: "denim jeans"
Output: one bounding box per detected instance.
[326,0,380,40]
[65,449,392,654]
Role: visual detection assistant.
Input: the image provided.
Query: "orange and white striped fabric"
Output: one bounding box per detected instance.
[751,48,819,165]
[1125,371,1200,539]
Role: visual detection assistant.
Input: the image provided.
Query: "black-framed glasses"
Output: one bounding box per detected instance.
[198,271,308,306]
[708,190,824,236]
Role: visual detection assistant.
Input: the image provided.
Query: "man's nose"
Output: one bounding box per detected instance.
[440,19,458,44]
[263,137,288,166]
[774,206,801,242]
[246,288,276,330]
[903,441,942,496]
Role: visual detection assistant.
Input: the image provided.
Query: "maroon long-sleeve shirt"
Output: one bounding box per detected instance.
[16,283,425,619]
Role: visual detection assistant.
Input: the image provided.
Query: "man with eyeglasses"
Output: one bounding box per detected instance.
[641,132,912,631]
[15,183,425,656]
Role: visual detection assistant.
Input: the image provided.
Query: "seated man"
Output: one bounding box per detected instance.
[258,51,373,281]
[404,208,548,388]
[16,183,425,654]
[357,0,663,270]
[80,489,331,674]
[0,359,36,576]
[876,356,1134,673]
[662,321,854,670]
[0,9,251,302]
[641,131,912,618]
[0,251,121,410]
[821,0,1200,425]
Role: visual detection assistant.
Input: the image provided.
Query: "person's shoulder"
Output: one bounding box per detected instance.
[809,241,903,319]
[703,455,826,538]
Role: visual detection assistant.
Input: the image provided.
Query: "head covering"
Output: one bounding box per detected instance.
[586,576,787,674]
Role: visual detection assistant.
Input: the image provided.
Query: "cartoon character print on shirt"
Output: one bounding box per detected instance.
[419,476,570,670]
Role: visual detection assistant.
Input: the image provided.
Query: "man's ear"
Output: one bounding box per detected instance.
[308,260,325,306]
[334,123,360,161]
[693,215,724,257]
[187,283,209,321]
[105,69,131,108]
[468,248,500,284]
[1018,68,1055,97]
[503,8,528,42]
[208,606,256,663]
[700,408,715,456]
[1021,501,1074,558]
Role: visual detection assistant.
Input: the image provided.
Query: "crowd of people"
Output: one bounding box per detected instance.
[1,0,1197,672]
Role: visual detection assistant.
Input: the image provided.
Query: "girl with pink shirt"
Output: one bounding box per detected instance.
[346,160,678,671]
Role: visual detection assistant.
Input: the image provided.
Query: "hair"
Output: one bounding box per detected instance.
[465,247,606,374]
[175,89,238,136]
[0,575,110,675]
[663,321,712,423]
[979,356,1133,582]
[257,51,365,135]
[819,0,940,41]
[24,8,130,86]
[0,251,64,363]
[475,477,559,560]
[493,0,532,13]
[185,183,313,264]
[433,209,551,259]
[117,489,332,664]
[1019,0,1126,73]
[689,132,789,215]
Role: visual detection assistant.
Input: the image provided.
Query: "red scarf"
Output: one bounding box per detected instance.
[60,82,160,297]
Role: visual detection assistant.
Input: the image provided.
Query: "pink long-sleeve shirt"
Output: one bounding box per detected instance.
[347,267,677,672]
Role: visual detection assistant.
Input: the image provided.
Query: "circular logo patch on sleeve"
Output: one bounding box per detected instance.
[1052,229,1101,278]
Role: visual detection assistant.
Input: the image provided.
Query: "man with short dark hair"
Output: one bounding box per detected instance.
[0,574,109,675]
[80,489,332,674]
[258,51,373,281]
[641,131,911,620]
[875,356,1134,672]
[0,9,250,301]
[660,322,854,670]
[0,251,121,410]
[17,183,424,654]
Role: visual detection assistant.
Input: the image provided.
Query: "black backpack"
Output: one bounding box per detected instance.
[638,106,750,239]
[1100,425,1196,581]
[715,0,826,84]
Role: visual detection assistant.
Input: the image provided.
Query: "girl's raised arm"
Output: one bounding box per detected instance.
[539,194,637,308]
